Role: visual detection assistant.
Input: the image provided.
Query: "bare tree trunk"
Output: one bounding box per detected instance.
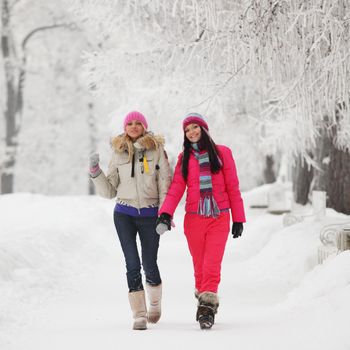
[1,2,72,193]
[263,155,276,184]
[88,102,97,195]
[327,141,350,215]
[293,154,313,205]
[1,0,18,193]
[313,122,331,191]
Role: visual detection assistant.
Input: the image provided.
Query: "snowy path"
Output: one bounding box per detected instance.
[1,192,350,350]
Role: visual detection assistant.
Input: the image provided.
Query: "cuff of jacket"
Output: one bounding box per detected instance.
[89,167,102,178]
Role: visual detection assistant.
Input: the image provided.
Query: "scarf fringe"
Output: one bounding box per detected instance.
[198,195,220,218]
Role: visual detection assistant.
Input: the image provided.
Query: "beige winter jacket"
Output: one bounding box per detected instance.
[91,132,172,209]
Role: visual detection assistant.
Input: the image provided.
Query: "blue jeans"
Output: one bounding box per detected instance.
[113,211,161,292]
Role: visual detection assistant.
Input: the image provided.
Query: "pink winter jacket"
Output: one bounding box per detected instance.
[159,145,246,223]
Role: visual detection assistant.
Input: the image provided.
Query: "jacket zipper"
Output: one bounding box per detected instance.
[134,149,141,214]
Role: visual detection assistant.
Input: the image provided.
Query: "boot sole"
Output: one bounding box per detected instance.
[133,325,147,330]
[200,322,213,330]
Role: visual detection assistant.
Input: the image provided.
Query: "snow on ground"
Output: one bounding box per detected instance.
[0,188,350,350]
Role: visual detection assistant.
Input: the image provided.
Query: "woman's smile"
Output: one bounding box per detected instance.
[185,123,201,143]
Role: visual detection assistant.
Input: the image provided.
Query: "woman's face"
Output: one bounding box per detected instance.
[125,120,145,140]
[185,123,202,143]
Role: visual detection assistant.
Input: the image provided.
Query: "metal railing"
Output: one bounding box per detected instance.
[318,221,350,264]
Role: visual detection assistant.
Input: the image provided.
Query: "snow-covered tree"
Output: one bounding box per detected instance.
[1,0,75,193]
[67,0,349,148]
[68,0,350,211]
[0,0,111,195]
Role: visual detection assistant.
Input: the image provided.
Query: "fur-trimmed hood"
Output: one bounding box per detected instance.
[111,132,165,157]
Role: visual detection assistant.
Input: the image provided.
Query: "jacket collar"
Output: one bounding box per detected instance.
[111,132,164,154]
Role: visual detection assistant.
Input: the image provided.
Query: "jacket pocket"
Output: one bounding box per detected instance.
[117,161,132,184]
[216,190,229,203]
[143,183,158,199]
[142,170,158,198]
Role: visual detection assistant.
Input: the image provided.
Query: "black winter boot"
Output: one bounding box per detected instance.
[196,292,219,330]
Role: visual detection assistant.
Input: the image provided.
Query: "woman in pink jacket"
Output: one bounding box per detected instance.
[156,113,246,330]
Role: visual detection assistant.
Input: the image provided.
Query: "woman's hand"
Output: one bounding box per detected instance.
[89,153,102,178]
[156,213,172,235]
[231,222,243,238]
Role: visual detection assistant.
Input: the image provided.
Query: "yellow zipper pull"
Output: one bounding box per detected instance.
[143,155,149,173]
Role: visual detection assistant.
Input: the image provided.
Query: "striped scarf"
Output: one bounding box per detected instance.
[192,143,220,218]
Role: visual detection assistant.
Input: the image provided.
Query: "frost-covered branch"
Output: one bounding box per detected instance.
[21,23,76,50]
[67,0,350,153]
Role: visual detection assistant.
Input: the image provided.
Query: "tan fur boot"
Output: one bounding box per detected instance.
[128,290,147,330]
[194,289,199,299]
[146,283,162,323]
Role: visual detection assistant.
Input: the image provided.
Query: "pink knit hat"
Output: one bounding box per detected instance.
[123,111,148,131]
[183,113,209,131]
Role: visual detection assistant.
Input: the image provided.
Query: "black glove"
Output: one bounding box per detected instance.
[231,222,243,238]
[156,213,172,235]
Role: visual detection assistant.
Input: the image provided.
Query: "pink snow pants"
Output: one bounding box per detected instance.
[184,212,230,293]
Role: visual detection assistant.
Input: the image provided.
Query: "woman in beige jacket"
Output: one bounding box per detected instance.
[89,111,172,330]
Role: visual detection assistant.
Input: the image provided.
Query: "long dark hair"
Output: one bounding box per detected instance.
[182,126,222,181]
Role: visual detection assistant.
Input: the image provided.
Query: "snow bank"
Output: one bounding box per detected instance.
[283,250,350,307]
[1,188,350,350]
[0,193,115,343]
